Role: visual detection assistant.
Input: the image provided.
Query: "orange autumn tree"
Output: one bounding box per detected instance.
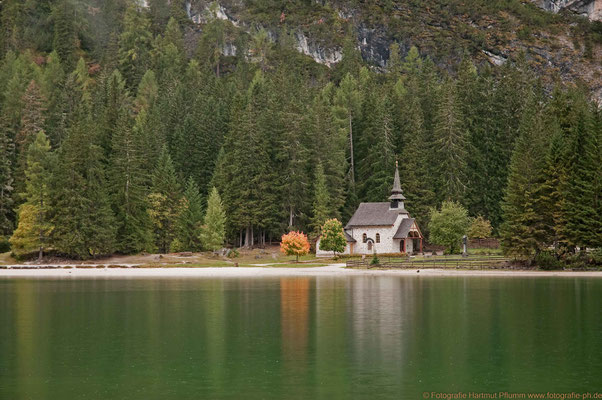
[280,231,310,262]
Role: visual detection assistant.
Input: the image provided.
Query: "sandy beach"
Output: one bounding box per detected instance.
[1,264,601,278]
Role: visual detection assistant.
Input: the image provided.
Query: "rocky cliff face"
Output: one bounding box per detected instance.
[532,0,602,20]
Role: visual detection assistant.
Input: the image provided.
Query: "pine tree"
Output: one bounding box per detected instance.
[151,17,185,84]
[432,78,467,204]
[333,73,362,209]
[51,110,116,259]
[213,72,277,247]
[133,70,164,177]
[118,2,153,88]
[97,69,130,158]
[109,112,153,254]
[52,0,78,71]
[500,94,548,258]
[176,177,204,251]
[537,125,569,250]
[14,80,46,199]
[309,163,332,237]
[147,147,181,253]
[10,131,53,259]
[0,129,14,235]
[307,84,346,220]
[200,187,226,251]
[40,51,66,146]
[357,92,395,202]
[563,100,602,249]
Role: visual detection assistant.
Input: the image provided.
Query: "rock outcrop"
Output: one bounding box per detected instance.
[532,0,602,20]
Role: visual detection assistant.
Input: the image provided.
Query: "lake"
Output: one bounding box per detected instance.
[1,276,601,399]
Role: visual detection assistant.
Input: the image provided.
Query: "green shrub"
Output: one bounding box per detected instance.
[0,236,10,253]
[228,248,239,258]
[535,251,562,270]
[370,255,380,265]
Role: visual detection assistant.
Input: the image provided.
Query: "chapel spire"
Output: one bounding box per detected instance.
[389,161,406,209]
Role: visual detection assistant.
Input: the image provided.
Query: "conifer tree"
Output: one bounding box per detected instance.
[118,2,153,88]
[398,88,436,232]
[200,187,226,251]
[40,51,66,146]
[51,110,116,259]
[109,112,152,254]
[333,73,362,203]
[148,147,181,253]
[52,0,78,71]
[309,163,332,237]
[306,84,346,222]
[0,129,14,235]
[151,17,185,84]
[500,95,548,258]
[10,131,53,259]
[357,93,395,202]
[133,70,164,177]
[97,69,130,158]
[176,177,204,251]
[563,101,602,249]
[432,78,467,204]
[196,5,226,77]
[14,80,46,198]
[537,126,569,250]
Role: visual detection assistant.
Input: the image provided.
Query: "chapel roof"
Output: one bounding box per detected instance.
[393,218,416,239]
[345,202,408,228]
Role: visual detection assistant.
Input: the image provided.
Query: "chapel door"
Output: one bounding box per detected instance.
[400,240,405,253]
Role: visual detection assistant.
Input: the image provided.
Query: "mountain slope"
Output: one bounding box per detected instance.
[185,0,602,100]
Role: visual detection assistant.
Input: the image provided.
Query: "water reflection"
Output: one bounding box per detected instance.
[0,276,600,400]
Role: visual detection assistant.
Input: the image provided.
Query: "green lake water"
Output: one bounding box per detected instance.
[0,276,601,399]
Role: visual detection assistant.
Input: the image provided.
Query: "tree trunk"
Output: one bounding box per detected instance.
[348,114,355,184]
[244,226,251,248]
[289,206,294,228]
[250,225,254,248]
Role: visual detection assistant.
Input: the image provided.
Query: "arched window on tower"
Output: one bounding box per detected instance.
[376,233,380,243]
[362,233,367,243]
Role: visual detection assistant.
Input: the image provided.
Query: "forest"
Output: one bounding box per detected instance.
[0,0,600,262]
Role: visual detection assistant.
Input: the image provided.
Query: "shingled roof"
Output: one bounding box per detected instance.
[344,231,356,243]
[393,218,416,239]
[345,202,408,228]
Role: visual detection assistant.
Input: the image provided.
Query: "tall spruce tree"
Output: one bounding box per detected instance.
[109,111,152,254]
[51,110,116,259]
[148,147,181,253]
[563,98,602,249]
[175,177,204,251]
[52,0,78,71]
[309,162,332,237]
[500,94,548,258]
[118,2,153,88]
[10,131,53,259]
[0,128,14,235]
[200,186,226,251]
[432,78,467,204]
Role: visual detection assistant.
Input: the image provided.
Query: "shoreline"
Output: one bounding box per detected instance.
[1,264,601,278]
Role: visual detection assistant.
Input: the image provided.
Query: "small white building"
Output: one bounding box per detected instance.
[316,162,423,256]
